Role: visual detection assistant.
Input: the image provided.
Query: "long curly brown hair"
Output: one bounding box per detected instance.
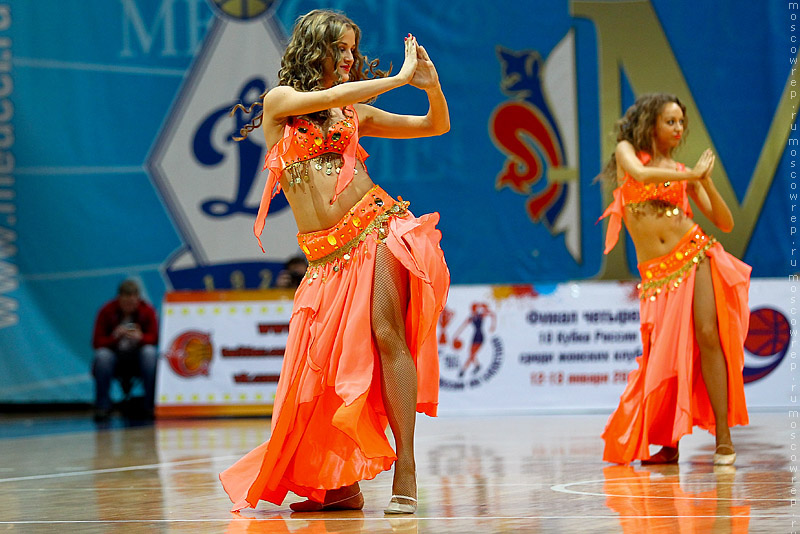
[598,93,688,185]
[231,9,388,141]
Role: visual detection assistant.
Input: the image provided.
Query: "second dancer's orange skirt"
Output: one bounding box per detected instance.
[219,185,450,510]
[602,224,751,464]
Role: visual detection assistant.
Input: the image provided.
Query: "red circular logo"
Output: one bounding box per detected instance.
[166,331,213,377]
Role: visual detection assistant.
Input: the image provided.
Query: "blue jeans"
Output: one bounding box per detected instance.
[92,345,157,412]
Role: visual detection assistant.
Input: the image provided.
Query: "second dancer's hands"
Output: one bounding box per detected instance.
[698,151,715,184]
[691,149,715,181]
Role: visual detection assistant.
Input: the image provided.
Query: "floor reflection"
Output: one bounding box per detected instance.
[1,413,793,532]
[225,512,419,534]
[603,464,750,533]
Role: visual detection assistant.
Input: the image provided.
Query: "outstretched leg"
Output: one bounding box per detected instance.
[693,259,734,454]
[372,242,417,508]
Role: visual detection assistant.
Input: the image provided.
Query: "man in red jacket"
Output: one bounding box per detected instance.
[92,279,159,421]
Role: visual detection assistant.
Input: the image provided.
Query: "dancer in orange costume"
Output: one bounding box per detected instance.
[219,10,450,514]
[598,94,750,466]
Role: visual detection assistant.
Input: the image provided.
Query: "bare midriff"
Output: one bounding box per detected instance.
[280,159,376,233]
[624,204,696,263]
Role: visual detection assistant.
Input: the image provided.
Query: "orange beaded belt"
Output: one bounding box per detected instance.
[637,224,716,301]
[297,185,409,269]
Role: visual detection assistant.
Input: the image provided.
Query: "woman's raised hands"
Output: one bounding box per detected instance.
[692,149,715,181]
[410,42,440,90]
[397,34,418,84]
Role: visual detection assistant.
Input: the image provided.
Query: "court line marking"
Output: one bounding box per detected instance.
[2,457,792,505]
[2,486,220,491]
[0,514,791,524]
[0,480,791,491]
[551,477,795,501]
[0,456,241,484]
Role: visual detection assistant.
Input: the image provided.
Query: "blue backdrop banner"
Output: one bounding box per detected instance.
[1,0,794,402]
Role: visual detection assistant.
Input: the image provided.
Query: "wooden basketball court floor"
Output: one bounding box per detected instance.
[0,410,794,533]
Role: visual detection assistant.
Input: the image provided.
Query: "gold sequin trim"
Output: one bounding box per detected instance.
[626,199,682,217]
[639,238,716,300]
[285,153,359,186]
[304,201,409,278]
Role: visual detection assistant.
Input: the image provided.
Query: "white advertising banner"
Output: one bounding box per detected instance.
[436,282,642,414]
[436,279,791,415]
[156,279,792,417]
[155,290,294,417]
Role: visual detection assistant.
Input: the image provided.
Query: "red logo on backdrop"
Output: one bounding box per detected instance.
[489,44,582,263]
[166,331,213,377]
[492,100,564,218]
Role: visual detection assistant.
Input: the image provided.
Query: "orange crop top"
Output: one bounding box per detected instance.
[598,151,692,254]
[254,105,369,252]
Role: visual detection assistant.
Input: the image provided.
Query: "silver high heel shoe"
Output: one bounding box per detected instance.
[384,495,417,514]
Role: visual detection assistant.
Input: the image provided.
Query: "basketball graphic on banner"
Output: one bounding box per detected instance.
[209,0,275,20]
[745,307,791,356]
[743,307,791,384]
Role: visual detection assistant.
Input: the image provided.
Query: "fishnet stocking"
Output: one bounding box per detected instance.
[372,242,417,504]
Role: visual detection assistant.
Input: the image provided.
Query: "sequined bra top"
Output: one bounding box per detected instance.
[284,113,368,166]
[598,151,692,254]
[254,105,369,252]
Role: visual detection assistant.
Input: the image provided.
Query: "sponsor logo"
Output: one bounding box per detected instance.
[166,330,213,377]
[438,302,503,389]
[147,8,293,290]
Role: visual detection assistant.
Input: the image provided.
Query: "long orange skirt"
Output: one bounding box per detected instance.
[602,225,751,464]
[219,186,450,510]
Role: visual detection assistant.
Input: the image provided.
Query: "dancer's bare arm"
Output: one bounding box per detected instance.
[688,157,734,232]
[356,44,449,139]
[616,141,712,184]
[262,37,418,122]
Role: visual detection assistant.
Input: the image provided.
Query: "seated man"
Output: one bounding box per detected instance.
[91,279,159,421]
